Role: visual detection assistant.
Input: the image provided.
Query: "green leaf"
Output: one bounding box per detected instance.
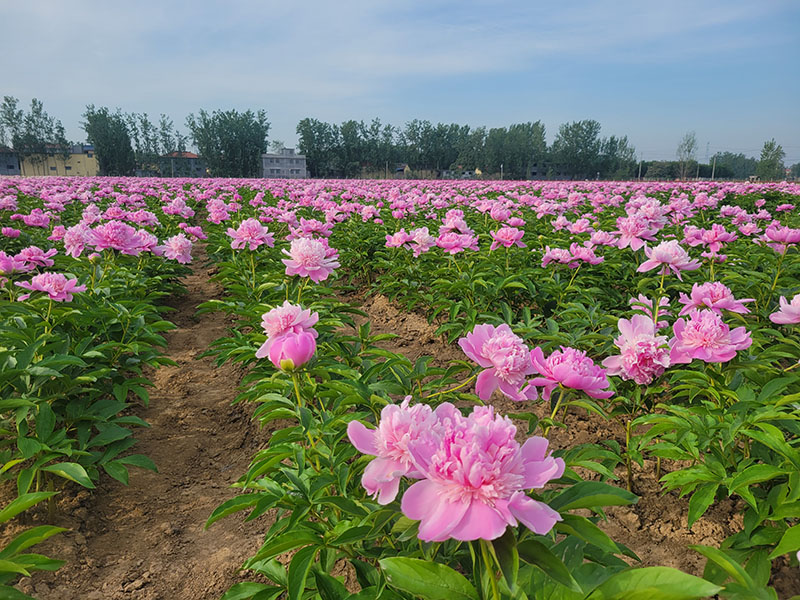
[690,545,754,588]
[517,539,581,592]
[0,558,31,576]
[117,454,157,472]
[0,583,36,599]
[729,465,788,494]
[330,525,373,547]
[0,492,57,524]
[42,462,95,489]
[687,483,719,529]
[313,570,350,600]
[102,461,129,485]
[36,403,56,442]
[0,525,67,559]
[769,525,800,559]
[206,495,263,529]
[220,582,282,600]
[247,531,321,565]
[287,545,319,600]
[549,481,637,512]
[379,557,479,600]
[586,566,722,600]
[491,529,519,590]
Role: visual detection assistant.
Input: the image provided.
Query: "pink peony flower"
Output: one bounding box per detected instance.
[62,223,92,258]
[489,227,526,251]
[267,330,316,371]
[15,246,58,268]
[436,232,479,254]
[226,218,275,250]
[614,215,657,251]
[602,315,670,385]
[568,242,604,267]
[282,237,340,282]
[2,227,21,238]
[530,346,613,400]
[678,282,753,316]
[347,397,434,504]
[669,309,752,364]
[155,233,193,264]
[16,272,86,302]
[769,294,800,325]
[0,251,32,275]
[402,404,563,542]
[637,240,701,281]
[458,324,537,402]
[408,227,435,257]
[541,246,572,267]
[255,301,319,358]
[385,229,413,248]
[89,220,142,255]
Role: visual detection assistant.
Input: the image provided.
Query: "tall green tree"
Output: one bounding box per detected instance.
[186,109,270,178]
[297,118,341,177]
[552,120,603,179]
[82,105,136,176]
[756,139,786,181]
[710,151,757,179]
[1,97,70,173]
[676,131,698,180]
[600,135,637,179]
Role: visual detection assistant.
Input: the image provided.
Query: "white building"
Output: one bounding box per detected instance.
[262,148,308,179]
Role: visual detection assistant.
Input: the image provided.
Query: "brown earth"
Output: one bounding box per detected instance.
[5,274,798,599]
[9,251,269,600]
[355,293,800,599]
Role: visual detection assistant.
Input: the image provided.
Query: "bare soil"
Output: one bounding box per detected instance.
[356,293,800,598]
[9,253,267,600]
[5,275,797,599]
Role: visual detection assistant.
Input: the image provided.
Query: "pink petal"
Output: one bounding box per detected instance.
[347,421,378,455]
[508,493,562,535]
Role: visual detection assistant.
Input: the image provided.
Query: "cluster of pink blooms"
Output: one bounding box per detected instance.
[348,399,564,541]
[282,237,340,282]
[255,301,319,370]
[541,243,603,268]
[459,324,612,402]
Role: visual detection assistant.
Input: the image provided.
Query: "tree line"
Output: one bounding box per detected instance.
[0,95,796,180]
[296,117,638,180]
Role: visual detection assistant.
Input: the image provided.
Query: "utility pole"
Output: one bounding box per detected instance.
[500,163,503,180]
[637,158,643,180]
[711,156,716,180]
[695,161,700,180]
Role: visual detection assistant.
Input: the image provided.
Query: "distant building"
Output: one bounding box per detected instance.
[0,147,20,176]
[262,148,308,179]
[19,144,99,177]
[158,151,206,178]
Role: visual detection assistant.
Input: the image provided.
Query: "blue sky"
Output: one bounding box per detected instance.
[3,0,799,163]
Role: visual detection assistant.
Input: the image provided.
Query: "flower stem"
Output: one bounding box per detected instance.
[479,540,500,600]
[543,387,566,437]
[291,372,304,409]
[424,373,478,399]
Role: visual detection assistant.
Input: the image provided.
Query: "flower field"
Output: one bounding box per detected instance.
[1,176,800,599]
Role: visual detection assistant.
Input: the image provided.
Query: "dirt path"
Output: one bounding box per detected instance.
[16,251,265,600]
